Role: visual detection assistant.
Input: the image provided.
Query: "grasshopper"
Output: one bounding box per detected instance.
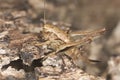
[43,26,105,57]
[35,23,105,68]
[35,0,106,68]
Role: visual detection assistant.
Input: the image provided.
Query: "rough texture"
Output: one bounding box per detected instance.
[0,11,105,80]
[0,0,120,80]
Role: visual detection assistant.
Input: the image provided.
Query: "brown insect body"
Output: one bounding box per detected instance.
[37,0,106,68]
[44,24,70,43]
[36,23,105,68]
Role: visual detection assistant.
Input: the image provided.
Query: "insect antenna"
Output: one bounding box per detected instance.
[43,0,46,25]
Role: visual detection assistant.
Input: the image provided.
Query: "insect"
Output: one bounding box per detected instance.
[35,0,106,69]
[35,22,105,68]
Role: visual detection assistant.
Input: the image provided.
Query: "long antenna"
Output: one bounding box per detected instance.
[43,0,46,25]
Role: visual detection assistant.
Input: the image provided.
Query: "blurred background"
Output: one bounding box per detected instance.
[0,0,120,80]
